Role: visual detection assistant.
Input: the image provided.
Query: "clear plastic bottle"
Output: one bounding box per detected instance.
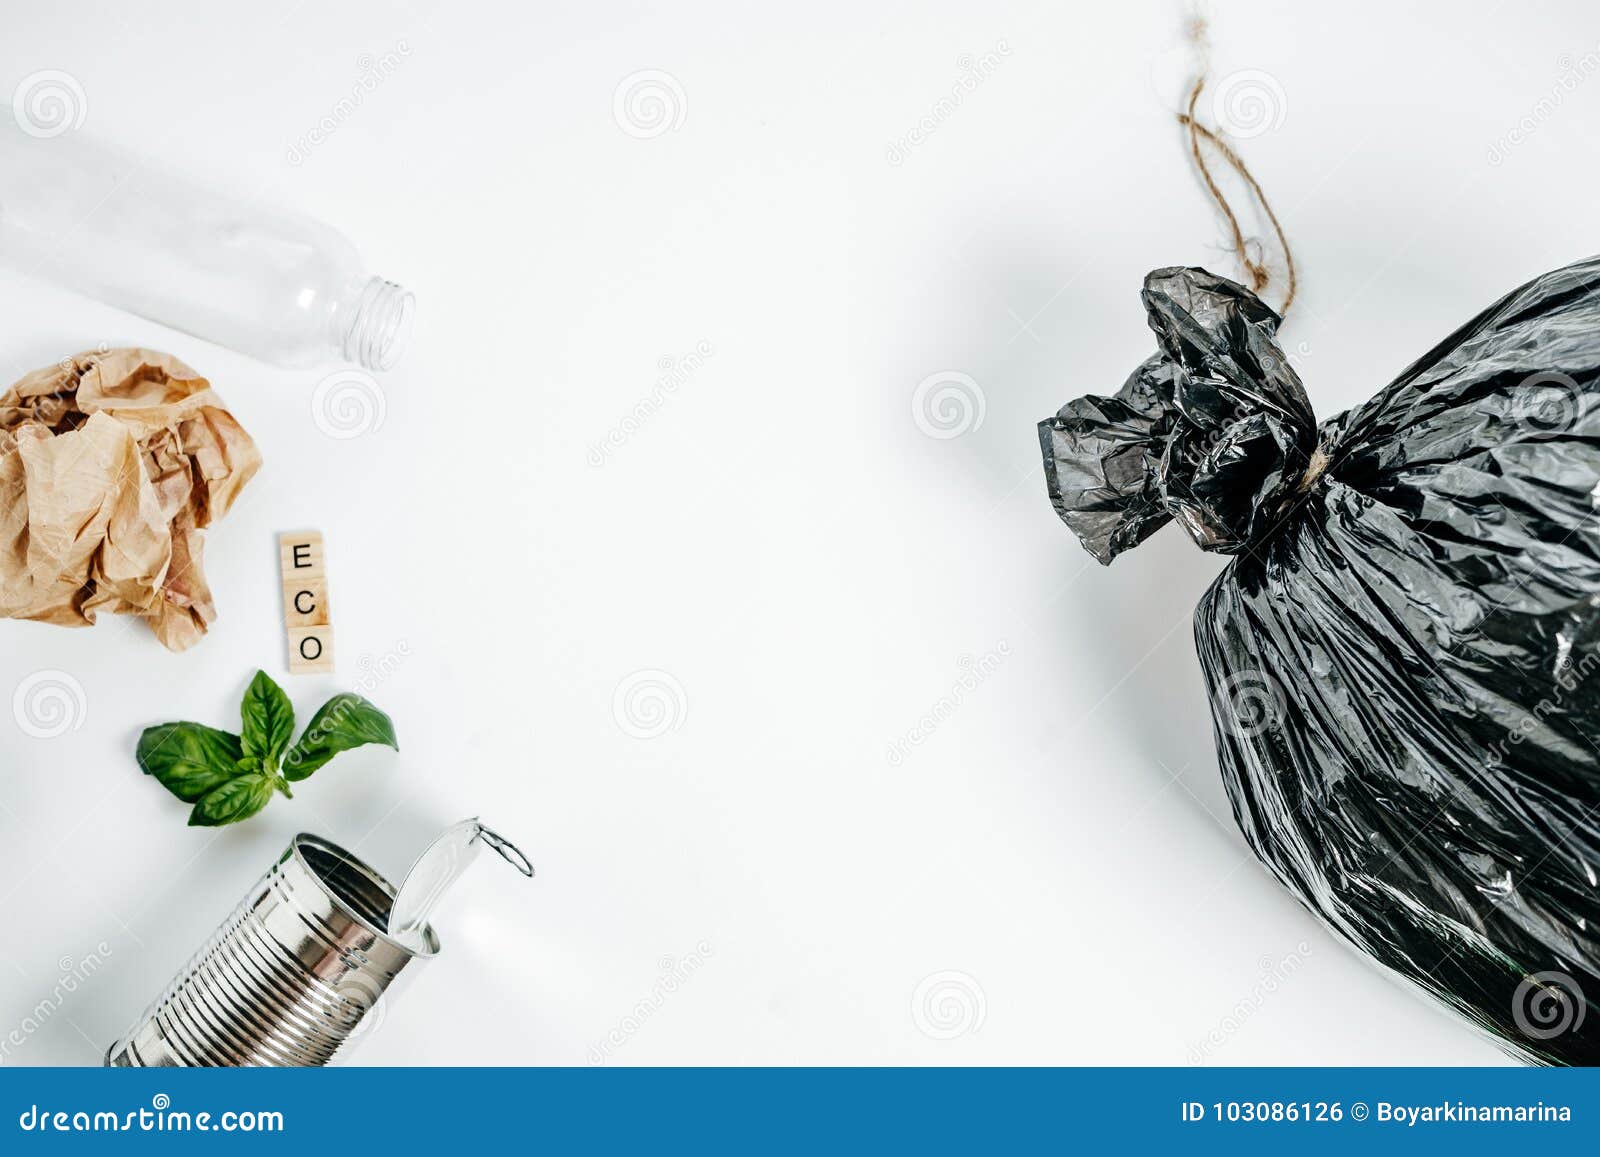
[0,109,413,371]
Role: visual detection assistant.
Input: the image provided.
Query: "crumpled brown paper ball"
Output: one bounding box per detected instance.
[0,349,261,651]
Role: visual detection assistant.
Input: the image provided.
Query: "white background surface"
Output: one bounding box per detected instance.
[2,0,1592,1065]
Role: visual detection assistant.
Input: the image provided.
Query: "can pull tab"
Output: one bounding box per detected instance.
[477,825,535,877]
[388,818,533,948]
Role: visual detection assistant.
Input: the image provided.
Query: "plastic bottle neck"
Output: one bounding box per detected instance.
[339,276,414,371]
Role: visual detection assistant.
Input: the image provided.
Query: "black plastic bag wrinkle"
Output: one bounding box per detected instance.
[1037,354,1176,565]
[1040,260,1600,1064]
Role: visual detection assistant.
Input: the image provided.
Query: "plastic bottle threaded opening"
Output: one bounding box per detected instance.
[343,277,414,372]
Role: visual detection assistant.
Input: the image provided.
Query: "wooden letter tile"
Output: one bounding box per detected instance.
[279,531,325,579]
[283,578,330,628]
[279,531,334,673]
[287,625,335,674]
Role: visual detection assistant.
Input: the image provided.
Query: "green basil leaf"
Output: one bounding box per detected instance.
[137,723,245,803]
[239,670,295,768]
[188,774,277,827]
[282,693,398,782]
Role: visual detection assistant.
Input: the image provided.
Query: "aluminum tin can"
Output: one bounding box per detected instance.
[105,833,438,1066]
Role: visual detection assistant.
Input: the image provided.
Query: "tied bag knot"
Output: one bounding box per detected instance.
[1038,267,1321,562]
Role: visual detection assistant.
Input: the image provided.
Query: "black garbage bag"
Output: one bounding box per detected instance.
[1040,261,1600,1065]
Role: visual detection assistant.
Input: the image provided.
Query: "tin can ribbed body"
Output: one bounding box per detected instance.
[106,834,438,1067]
